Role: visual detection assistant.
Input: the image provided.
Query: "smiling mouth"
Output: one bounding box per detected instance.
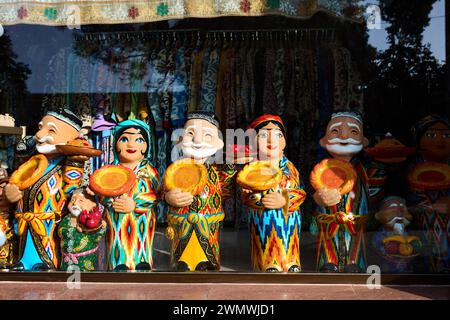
[126,149,137,154]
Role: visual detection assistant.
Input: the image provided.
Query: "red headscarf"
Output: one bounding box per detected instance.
[249,114,285,131]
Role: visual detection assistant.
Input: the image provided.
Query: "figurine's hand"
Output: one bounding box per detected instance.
[85,186,96,197]
[313,188,341,207]
[4,184,22,203]
[66,155,90,163]
[164,189,194,208]
[112,194,136,213]
[262,192,286,209]
[432,197,450,214]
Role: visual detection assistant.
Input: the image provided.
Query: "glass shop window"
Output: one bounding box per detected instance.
[0,1,448,276]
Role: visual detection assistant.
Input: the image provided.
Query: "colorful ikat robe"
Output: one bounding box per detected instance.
[315,160,369,273]
[103,159,161,270]
[15,156,83,270]
[166,163,236,271]
[243,156,306,272]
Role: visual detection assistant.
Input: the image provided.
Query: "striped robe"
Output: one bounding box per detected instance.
[315,160,369,273]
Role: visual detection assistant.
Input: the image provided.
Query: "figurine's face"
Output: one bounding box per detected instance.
[35,116,80,154]
[375,198,412,235]
[115,128,148,164]
[256,122,286,160]
[419,122,450,161]
[320,116,369,159]
[180,119,224,160]
[68,193,97,217]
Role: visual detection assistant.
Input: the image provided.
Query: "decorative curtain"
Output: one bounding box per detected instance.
[0,0,361,26]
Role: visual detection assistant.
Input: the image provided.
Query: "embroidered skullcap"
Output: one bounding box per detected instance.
[187,111,220,128]
[331,111,363,125]
[46,108,83,132]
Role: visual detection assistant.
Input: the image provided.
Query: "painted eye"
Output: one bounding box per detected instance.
[443,133,450,139]
[49,129,56,134]
[351,130,358,135]
[331,129,338,134]
[426,132,437,139]
[136,137,145,143]
[259,133,268,139]
[276,132,283,138]
[119,137,128,143]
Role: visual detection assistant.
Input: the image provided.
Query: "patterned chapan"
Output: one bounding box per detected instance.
[314,161,369,273]
[243,156,306,272]
[15,156,83,270]
[166,163,236,271]
[103,159,161,270]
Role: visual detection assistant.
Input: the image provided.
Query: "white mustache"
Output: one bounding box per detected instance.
[327,138,362,145]
[35,135,55,144]
[325,143,363,155]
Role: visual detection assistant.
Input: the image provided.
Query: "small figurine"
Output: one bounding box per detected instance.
[238,115,306,272]
[58,188,106,271]
[4,108,86,271]
[90,119,161,271]
[0,170,16,269]
[312,111,370,273]
[407,114,450,273]
[164,111,237,271]
[372,196,422,273]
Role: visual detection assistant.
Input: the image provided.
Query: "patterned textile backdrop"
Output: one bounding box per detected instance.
[0,0,362,25]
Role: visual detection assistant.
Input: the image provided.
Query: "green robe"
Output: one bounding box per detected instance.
[58,214,106,271]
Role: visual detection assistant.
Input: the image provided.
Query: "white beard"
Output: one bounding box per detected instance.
[326,143,363,156]
[69,205,82,217]
[386,217,410,235]
[36,144,57,154]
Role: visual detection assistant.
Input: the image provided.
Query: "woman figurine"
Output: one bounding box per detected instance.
[242,115,306,272]
[101,120,161,271]
[407,114,450,273]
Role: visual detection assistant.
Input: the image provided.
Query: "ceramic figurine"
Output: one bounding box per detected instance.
[164,111,237,271]
[90,119,161,271]
[372,197,422,273]
[407,114,450,273]
[311,111,370,273]
[4,109,86,271]
[0,170,16,269]
[58,188,106,271]
[238,115,306,273]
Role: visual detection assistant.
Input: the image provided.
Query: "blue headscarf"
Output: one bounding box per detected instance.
[112,119,153,164]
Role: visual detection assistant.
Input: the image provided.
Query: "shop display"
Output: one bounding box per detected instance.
[240,114,306,272]
[312,111,369,273]
[58,188,106,271]
[407,114,450,273]
[3,109,85,271]
[372,197,422,273]
[95,119,161,271]
[164,111,237,271]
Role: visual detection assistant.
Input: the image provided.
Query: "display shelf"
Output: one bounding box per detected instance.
[0,126,26,138]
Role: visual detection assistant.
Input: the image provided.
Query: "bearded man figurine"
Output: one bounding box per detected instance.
[58,188,106,271]
[4,109,85,271]
[164,111,237,271]
[312,111,370,273]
